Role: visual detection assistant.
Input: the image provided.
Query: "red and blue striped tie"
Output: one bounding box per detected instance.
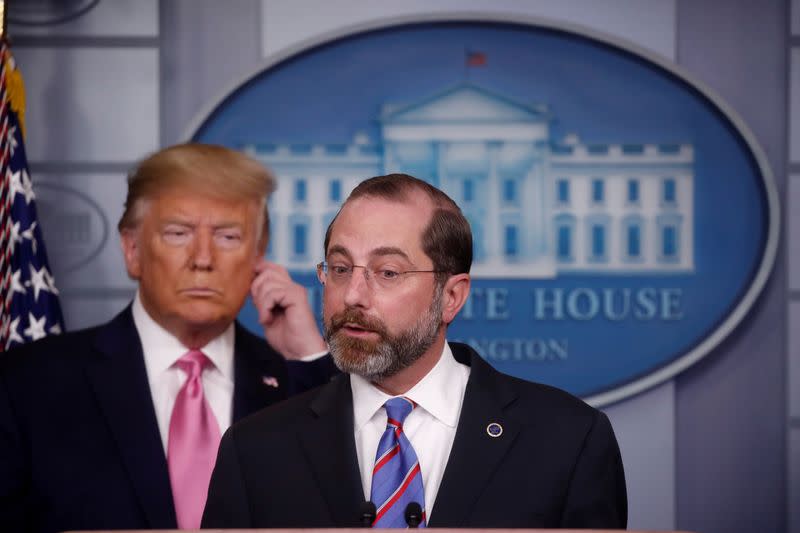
[370,396,426,528]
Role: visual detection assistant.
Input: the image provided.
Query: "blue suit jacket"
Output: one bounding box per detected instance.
[0,307,335,533]
[202,342,627,529]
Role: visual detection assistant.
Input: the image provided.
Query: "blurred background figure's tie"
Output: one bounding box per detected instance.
[167,350,221,529]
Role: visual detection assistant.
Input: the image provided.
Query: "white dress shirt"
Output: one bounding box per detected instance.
[351,343,470,521]
[133,292,235,453]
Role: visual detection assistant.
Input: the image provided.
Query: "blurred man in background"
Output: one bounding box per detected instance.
[0,143,333,532]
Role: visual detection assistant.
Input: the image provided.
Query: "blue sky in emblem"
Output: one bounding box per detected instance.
[193,22,769,399]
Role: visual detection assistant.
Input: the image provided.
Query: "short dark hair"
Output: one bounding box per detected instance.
[324,173,472,280]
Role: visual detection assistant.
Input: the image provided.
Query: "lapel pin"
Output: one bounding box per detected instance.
[262,375,279,388]
[486,422,503,438]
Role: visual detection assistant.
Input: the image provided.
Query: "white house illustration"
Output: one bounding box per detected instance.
[243,83,694,278]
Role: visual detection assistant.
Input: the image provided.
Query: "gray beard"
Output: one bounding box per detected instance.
[324,286,443,383]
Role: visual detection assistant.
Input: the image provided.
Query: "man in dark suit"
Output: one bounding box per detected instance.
[0,144,333,532]
[203,173,627,529]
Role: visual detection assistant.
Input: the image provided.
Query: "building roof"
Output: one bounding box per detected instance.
[380,83,548,124]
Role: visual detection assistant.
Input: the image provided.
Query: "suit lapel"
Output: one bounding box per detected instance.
[296,374,365,527]
[84,308,177,528]
[429,344,520,527]
[231,323,287,422]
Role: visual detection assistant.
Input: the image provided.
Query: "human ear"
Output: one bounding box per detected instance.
[120,229,142,280]
[441,273,471,324]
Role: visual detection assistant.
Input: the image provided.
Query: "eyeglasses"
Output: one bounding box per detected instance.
[316,261,443,290]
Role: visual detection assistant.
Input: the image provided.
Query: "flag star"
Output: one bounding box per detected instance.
[28,264,53,301]
[21,221,38,254]
[7,124,18,156]
[21,170,36,204]
[8,221,22,255]
[49,323,62,335]
[8,169,23,199]
[23,312,47,341]
[44,268,60,295]
[10,169,35,204]
[7,316,24,345]
[10,269,26,295]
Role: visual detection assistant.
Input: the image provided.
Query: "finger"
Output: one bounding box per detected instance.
[259,260,291,281]
[253,284,294,326]
[253,256,270,274]
[251,264,289,295]
[253,287,280,325]
[254,265,307,301]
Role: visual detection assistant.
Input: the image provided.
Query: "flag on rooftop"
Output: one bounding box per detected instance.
[466,50,487,67]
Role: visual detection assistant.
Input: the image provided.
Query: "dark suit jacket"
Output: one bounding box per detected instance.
[202,342,627,529]
[0,307,336,533]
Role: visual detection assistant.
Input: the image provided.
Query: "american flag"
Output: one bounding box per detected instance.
[466,50,487,67]
[0,40,64,351]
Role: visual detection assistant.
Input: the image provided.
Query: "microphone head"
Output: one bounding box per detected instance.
[359,500,376,528]
[404,501,423,528]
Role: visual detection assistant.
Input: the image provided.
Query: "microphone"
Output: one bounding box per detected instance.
[359,500,376,528]
[404,502,423,528]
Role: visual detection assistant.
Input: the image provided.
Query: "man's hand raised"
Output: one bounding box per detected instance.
[250,258,327,360]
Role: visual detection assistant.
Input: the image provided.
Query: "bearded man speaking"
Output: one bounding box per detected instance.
[202,173,628,530]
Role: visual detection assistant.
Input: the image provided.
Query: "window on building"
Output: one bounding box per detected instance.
[656,214,682,263]
[663,178,676,205]
[504,225,518,257]
[294,179,307,203]
[329,179,341,203]
[557,179,570,204]
[557,225,572,261]
[662,226,677,258]
[293,224,307,256]
[463,179,474,203]
[591,224,605,258]
[592,179,604,203]
[627,179,639,203]
[555,214,575,262]
[622,216,644,262]
[627,225,641,257]
[502,179,517,204]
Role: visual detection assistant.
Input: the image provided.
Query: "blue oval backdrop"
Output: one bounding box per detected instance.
[189,16,778,406]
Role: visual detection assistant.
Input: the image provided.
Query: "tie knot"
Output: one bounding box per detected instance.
[384,396,415,425]
[175,350,212,378]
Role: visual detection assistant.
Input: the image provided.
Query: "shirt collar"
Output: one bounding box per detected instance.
[351,342,464,431]
[132,291,235,379]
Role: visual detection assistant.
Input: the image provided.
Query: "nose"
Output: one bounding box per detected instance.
[342,265,371,308]
[189,230,214,271]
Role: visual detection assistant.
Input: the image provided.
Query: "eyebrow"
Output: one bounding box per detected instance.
[371,247,411,262]
[326,244,411,262]
[160,219,244,230]
[326,244,352,259]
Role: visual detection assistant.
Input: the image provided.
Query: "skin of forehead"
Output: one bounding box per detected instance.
[332,190,436,259]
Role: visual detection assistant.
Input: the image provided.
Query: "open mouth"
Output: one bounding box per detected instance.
[328,310,387,341]
[341,323,378,336]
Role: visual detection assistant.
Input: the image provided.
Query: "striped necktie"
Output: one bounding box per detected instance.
[370,396,426,528]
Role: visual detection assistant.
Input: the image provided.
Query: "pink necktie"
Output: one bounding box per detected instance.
[167,350,221,529]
